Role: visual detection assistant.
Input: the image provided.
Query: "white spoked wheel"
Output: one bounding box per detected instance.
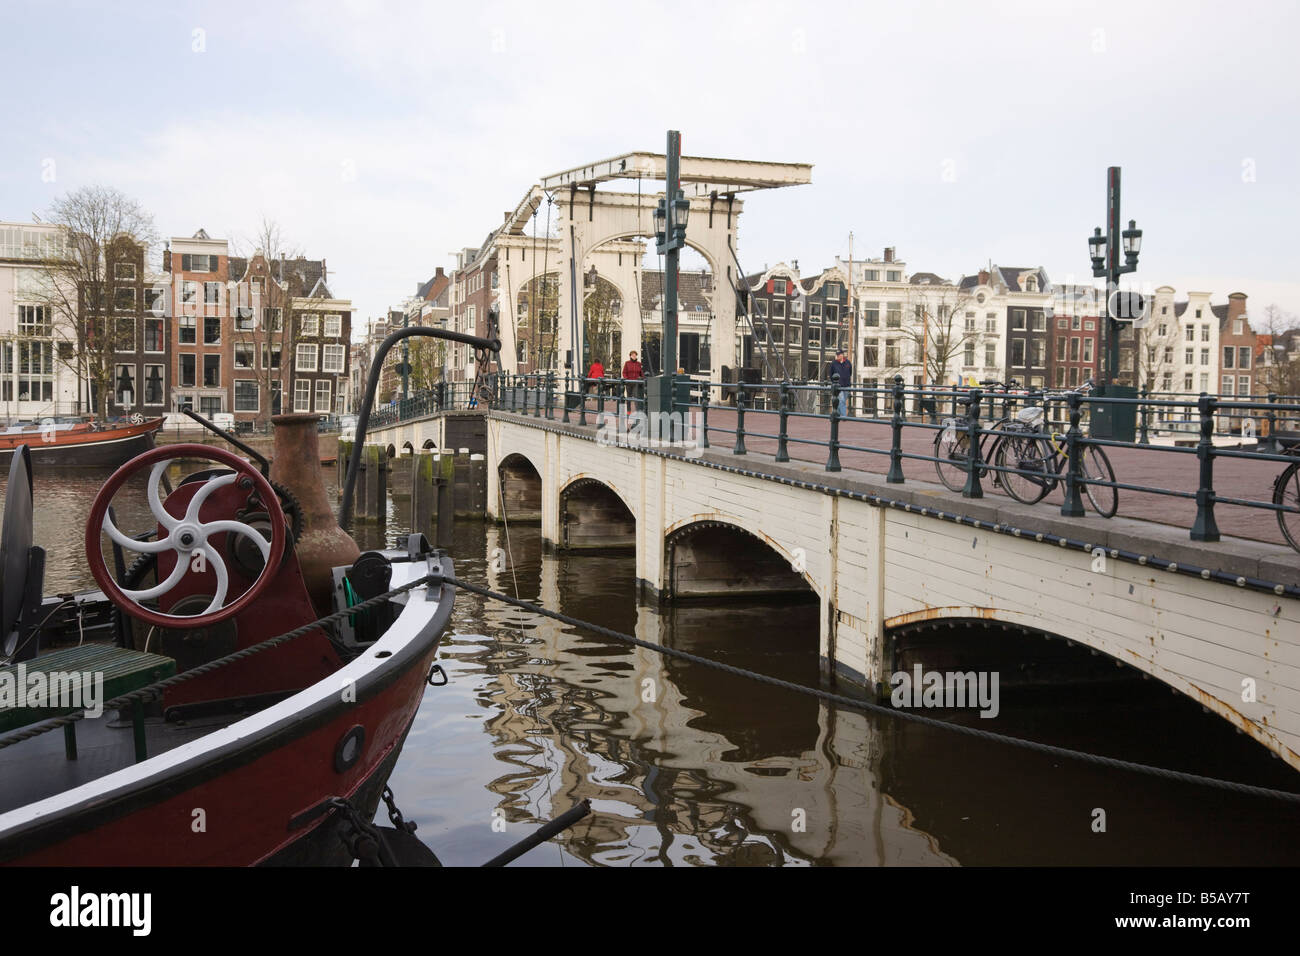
[86,444,287,629]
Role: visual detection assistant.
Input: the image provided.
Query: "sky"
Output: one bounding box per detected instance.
[3,0,1298,336]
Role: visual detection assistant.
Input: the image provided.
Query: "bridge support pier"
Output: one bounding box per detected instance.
[354,444,387,522]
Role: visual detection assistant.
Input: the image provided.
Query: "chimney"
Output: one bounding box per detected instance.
[1228,291,1247,321]
[322,258,327,283]
[435,266,444,279]
[792,259,799,271]
[162,240,171,273]
[978,269,989,286]
[884,247,894,263]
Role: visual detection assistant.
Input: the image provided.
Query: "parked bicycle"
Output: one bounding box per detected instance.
[933,379,1024,492]
[1272,434,1300,552]
[992,381,1118,518]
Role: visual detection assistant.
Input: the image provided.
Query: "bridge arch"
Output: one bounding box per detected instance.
[498,451,543,521]
[421,438,436,450]
[385,443,396,459]
[663,518,817,602]
[559,476,636,551]
[401,440,415,456]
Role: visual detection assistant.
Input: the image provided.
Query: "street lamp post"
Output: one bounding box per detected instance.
[1089,166,1142,386]
[649,129,689,427]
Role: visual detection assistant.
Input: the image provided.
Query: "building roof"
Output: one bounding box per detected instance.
[908,272,947,286]
[640,271,714,313]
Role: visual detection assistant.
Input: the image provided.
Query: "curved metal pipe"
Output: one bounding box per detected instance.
[339,326,500,527]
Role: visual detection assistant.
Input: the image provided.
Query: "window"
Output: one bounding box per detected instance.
[1224,346,1235,369]
[986,313,998,333]
[1201,325,1210,342]
[180,354,196,386]
[863,340,879,365]
[203,316,221,344]
[181,253,213,272]
[824,282,840,298]
[985,343,996,367]
[136,318,162,352]
[964,342,975,367]
[1234,319,1244,335]
[1185,348,1194,365]
[1200,373,1209,392]
[769,325,783,345]
[1163,346,1173,363]
[143,365,164,404]
[300,313,320,336]
[18,305,50,335]
[884,340,899,367]
[1222,375,1235,396]
[204,282,220,305]
[885,271,901,283]
[321,343,345,374]
[114,262,136,280]
[178,315,196,344]
[117,317,136,351]
[787,324,801,347]
[235,380,259,412]
[315,380,332,412]
[1157,323,1167,337]
[1185,326,1194,342]
[824,303,839,324]
[1057,338,1067,362]
[1069,338,1080,361]
[1011,339,1026,367]
[235,308,254,331]
[1085,320,1095,331]
[863,270,879,281]
[293,379,312,413]
[1161,373,1172,391]
[966,313,977,332]
[263,308,282,331]
[1083,339,1094,363]
[324,314,342,337]
[1200,348,1209,366]
[203,354,220,387]
[1238,374,1251,396]
[807,327,822,349]
[886,302,901,327]
[262,345,282,369]
[1057,317,1068,329]
[1055,367,1066,387]
[1195,308,1202,319]
[1183,374,1193,391]
[772,299,785,319]
[296,343,317,371]
[1032,340,1045,367]
[864,303,879,326]
[1238,347,1251,370]
[114,365,136,406]
[773,279,787,295]
[754,298,768,318]
[234,344,256,369]
[809,302,822,320]
[145,285,166,316]
[1011,309,1026,330]
[1031,311,1045,331]
[114,287,136,312]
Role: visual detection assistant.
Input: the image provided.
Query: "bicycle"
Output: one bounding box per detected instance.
[1272,434,1300,552]
[992,382,1118,518]
[933,379,1024,492]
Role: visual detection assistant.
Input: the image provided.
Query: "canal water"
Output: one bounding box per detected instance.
[14,464,1300,866]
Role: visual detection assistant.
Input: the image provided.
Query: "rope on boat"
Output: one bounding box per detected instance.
[435,574,1300,806]
[0,574,441,752]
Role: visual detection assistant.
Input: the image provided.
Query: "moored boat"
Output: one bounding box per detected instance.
[0,416,163,468]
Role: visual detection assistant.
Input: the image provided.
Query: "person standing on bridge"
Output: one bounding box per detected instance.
[622,350,643,403]
[828,348,852,418]
[586,358,605,397]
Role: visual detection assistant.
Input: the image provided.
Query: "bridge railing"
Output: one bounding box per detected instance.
[369,380,488,428]
[494,374,1300,553]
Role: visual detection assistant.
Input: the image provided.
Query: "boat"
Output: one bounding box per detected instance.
[0,434,457,865]
[0,416,163,468]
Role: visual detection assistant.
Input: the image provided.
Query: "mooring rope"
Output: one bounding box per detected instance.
[434,574,1300,805]
[0,574,440,752]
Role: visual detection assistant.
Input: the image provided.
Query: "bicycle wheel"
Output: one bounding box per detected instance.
[1081,445,1118,518]
[1275,461,1300,552]
[995,433,1053,504]
[934,423,970,492]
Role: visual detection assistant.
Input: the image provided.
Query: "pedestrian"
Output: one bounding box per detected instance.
[585,357,604,397]
[828,348,852,418]
[622,350,644,402]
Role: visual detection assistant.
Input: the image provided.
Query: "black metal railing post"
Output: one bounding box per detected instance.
[961,388,984,499]
[699,386,710,450]
[826,380,842,472]
[734,383,747,456]
[562,371,571,423]
[1265,392,1278,453]
[1060,391,1086,517]
[1139,385,1151,445]
[1191,393,1221,541]
[776,381,790,462]
[578,377,588,426]
[887,375,905,483]
[545,372,555,420]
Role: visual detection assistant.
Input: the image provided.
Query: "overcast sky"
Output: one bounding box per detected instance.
[3,0,1298,333]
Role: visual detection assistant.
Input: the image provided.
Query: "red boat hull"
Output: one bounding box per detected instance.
[0,560,452,866]
[0,419,163,469]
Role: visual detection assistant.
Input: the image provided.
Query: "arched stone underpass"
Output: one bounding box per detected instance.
[664,521,816,603]
[560,478,635,551]
[498,453,542,522]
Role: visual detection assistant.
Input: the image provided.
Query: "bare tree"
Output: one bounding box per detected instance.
[582,275,622,369]
[1256,303,1300,397]
[232,218,302,422]
[1134,313,1186,394]
[895,286,976,386]
[31,186,156,419]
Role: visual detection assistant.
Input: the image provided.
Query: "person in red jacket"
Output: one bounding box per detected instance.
[585,358,604,396]
[621,350,643,401]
